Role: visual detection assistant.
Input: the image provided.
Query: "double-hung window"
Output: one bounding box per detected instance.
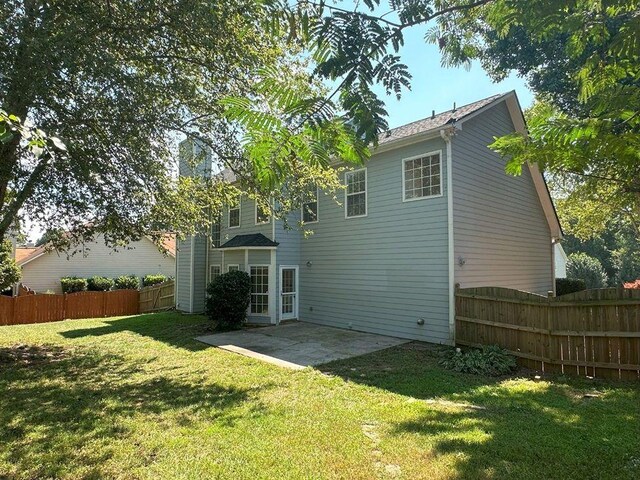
[403,152,442,201]
[210,217,221,248]
[227,264,239,272]
[228,199,240,228]
[345,169,367,218]
[209,265,221,282]
[301,188,319,223]
[255,201,270,225]
[250,266,269,315]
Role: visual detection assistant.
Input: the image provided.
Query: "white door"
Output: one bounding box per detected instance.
[279,266,298,321]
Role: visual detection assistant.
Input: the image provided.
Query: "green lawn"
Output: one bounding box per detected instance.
[0,313,638,479]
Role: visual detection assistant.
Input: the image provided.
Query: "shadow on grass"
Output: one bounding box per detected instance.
[61,312,212,351]
[0,346,267,479]
[320,343,640,479]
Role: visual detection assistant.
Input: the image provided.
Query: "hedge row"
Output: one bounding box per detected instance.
[60,274,170,293]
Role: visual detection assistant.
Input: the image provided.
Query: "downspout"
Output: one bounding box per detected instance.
[440,127,456,345]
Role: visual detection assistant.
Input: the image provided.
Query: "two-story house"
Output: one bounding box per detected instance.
[175,91,562,345]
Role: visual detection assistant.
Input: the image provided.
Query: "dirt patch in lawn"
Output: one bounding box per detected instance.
[0,344,69,366]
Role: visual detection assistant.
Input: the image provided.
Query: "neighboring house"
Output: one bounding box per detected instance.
[176,91,562,344]
[15,234,176,294]
[554,243,568,278]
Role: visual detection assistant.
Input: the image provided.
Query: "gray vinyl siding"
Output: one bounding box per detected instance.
[176,235,208,313]
[451,101,553,295]
[207,197,276,322]
[176,237,192,311]
[298,137,451,344]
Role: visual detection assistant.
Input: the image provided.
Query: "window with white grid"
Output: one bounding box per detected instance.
[250,266,269,315]
[345,169,367,218]
[227,264,239,272]
[228,199,240,228]
[403,152,442,201]
[302,188,319,223]
[209,265,221,282]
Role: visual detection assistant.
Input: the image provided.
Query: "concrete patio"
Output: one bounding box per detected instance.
[195,322,409,369]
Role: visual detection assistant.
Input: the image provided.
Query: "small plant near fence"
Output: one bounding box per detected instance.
[87,276,115,291]
[114,275,140,290]
[206,271,251,330]
[60,277,88,293]
[556,278,586,296]
[439,345,517,376]
[142,274,169,287]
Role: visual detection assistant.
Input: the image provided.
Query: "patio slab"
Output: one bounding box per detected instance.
[195,322,409,369]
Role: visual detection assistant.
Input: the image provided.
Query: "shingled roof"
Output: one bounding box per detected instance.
[219,233,279,249]
[378,93,506,145]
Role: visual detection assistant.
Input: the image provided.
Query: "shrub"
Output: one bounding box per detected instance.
[556,278,586,296]
[567,252,609,289]
[439,345,517,376]
[114,275,140,290]
[87,276,114,291]
[206,270,251,330]
[142,274,168,287]
[60,277,87,293]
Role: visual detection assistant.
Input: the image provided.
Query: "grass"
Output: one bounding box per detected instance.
[0,313,638,480]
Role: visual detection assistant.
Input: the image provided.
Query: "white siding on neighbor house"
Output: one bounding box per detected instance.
[451,101,553,295]
[20,235,175,294]
[298,137,451,344]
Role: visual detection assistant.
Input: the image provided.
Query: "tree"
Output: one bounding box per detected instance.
[263,1,639,238]
[0,239,20,291]
[2,0,342,248]
[566,252,608,289]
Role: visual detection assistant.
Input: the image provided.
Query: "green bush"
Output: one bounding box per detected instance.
[142,274,168,287]
[60,277,87,293]
[87,275,114,291]
[113,275,140,290]
[556,278,587,296]
[439,345,517,376]
[206,270,251,330]
[567,252,608,289]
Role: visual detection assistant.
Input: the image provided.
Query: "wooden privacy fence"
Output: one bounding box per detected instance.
[456,286,640,380]
[139,280,175,313]
[0,290,139,326]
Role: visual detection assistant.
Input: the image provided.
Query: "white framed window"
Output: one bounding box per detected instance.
[250,265,269,315]
[209,264,221,282]
[211,218,221,248]
[301,188,319,223]
[255,201,270,225]
[402,151,442,201]
[227,264,239,272]
[345,168,367,218]
[228,198,240,228]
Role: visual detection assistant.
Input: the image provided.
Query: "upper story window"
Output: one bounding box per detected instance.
[301,188,319,223]
[229,198,240,228]
[345,168,367,218]
[211,217,221,248]
[255,201,270,225]
[403,152,442,201]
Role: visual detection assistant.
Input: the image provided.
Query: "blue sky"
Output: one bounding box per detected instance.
[368,22,534,129]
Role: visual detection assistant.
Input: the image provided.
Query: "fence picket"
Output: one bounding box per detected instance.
[456,287,640,380]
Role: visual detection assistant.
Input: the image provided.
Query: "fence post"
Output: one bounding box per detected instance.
[546,291,554,374]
